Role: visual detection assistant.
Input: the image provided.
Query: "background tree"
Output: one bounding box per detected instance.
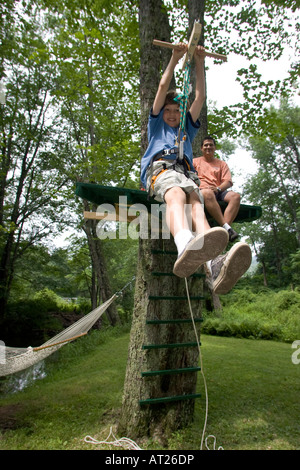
[0,0,141,325]
[240,101,300,288]
[0,6,73,320]
[202,0,299,139]
[42,0,141,320]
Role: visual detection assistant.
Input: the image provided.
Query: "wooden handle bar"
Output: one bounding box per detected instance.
[33,333,88,351]
[153,39,227,62]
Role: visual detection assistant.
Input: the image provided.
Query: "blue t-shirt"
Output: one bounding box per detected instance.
[140,108,200,188]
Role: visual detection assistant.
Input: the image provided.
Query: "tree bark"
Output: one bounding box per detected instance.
[118,231,203,442]
[139,0,175,156]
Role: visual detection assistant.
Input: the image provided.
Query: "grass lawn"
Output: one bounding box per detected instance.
[0,329,299,450]
[171,335,300,450]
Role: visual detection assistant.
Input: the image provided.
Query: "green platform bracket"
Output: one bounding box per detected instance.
[146,318,203,325]
[142,366,201,377]
[139,393,202,406]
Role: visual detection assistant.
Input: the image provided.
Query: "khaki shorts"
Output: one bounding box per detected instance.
[146,160,203,204]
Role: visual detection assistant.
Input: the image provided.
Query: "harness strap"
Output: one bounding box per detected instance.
[149,156,193,192]
[150,167,169,190]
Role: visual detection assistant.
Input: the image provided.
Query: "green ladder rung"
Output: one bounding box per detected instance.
[139,393,201,406]
[151,249,177,255]
[149,295,204,301]
[143,342,199,350]
[146,318,203,325]
[141,367,201,377]
[151,272,176,277]
[151,271,205,278]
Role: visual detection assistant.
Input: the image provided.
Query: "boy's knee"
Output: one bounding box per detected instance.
[165,186,186,203]
[231,191,241,204]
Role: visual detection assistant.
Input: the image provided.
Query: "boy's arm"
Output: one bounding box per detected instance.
[152,43,187,116]
[189,46,206,123]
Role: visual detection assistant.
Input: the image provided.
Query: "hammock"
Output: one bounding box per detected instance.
[0,294,117,377]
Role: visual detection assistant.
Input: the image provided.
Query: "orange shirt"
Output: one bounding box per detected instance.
[193,156,232,189]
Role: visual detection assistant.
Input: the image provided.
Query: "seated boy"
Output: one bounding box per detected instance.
[193,136,241,242]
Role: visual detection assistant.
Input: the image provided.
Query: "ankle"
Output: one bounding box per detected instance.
[174,229,194,256]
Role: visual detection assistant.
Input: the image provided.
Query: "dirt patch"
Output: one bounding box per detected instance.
[0,404,24,431]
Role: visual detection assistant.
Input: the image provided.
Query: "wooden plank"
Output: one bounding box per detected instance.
[153,38,227,62]
[182,21,202,69]
[83,210,137,223]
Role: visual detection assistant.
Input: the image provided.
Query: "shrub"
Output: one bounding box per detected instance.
[273,290,300,311]
[4,290,88,347]
[201,287,300,343]
[33,288,66,312]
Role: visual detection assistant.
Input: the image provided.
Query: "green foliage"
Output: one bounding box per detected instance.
[0,0,141,315]
[240,101,300,288]
[262,0,300,12]
[204,0,299,138]
[2,288,93,347]
[9,234,137,327]
[101,235,138,313]
[9,243,92,299]
[202,317,282,341]
[289,249,300,284]
[44,0,141,185]
[32,288,70,312]
[202,287,300,342]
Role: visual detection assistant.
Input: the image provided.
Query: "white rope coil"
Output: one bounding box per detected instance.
[84,427,142,450]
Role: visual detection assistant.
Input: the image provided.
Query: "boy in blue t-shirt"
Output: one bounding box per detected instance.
[141,43,229,278]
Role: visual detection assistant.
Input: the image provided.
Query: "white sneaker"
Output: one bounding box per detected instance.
[173,227,229,278]
[211,242,252,294]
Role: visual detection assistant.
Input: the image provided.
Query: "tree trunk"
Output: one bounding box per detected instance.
[261,259,268,287]
[203,264,223,312]
[139,0,175,157]
[252,237,268,287]
[82,199,120,325]
[118,231,203,442]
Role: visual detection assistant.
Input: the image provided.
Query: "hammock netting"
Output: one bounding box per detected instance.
[0,294,117,377]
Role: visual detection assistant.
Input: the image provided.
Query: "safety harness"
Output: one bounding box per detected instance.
[149,149,192,192]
